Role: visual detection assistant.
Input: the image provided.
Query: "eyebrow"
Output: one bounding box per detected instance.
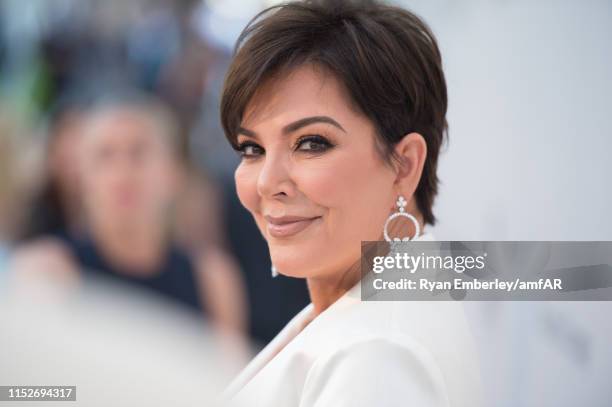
[237,115,346,138]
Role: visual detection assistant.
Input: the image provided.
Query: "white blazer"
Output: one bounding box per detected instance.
[224,232,483,407]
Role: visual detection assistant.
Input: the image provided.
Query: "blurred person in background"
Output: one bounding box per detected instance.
[10,93,248,349]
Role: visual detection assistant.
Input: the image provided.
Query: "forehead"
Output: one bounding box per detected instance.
[84,108,162,148]
[241,64,370,133]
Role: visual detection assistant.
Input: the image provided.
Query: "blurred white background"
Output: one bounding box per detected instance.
[404,0,612,241]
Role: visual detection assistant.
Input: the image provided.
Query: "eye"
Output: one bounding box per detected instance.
[295,135,334,153]
[236,141,264,159]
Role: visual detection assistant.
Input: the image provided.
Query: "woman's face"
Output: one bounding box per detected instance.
[235,64,399,279]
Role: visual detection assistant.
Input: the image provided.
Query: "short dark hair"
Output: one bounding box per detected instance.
[221,0,447,225]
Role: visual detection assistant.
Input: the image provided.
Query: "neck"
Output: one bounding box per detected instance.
[89,215,167,274]
[306,256,361,317]
[306,215,427,317]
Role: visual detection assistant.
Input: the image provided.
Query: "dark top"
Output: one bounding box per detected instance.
[58,232,205,315]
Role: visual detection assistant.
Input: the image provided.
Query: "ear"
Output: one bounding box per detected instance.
[392,132,427,198]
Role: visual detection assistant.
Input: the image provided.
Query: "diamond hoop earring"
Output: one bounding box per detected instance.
[383,195,421,242]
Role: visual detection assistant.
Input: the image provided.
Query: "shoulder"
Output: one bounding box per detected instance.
[301,334,448,407]
[294,298,481,406]
[8,236,80,285]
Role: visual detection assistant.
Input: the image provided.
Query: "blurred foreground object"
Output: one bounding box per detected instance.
[0,273,240,406]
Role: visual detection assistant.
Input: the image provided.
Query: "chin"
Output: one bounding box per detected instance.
[269,245,321,279]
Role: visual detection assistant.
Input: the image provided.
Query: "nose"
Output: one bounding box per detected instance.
[256,150,295,199]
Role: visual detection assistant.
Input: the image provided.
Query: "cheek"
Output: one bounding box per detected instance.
[235,162,261,216]
[294,151,394,240]
[83,169,108,198]
[82,171,111,213]
[145,161,176,202]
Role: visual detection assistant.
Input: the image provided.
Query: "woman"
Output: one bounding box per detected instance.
[220,1,482,406]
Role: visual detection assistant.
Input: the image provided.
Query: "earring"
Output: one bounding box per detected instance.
[383,195,421,242]
[271,265,279,278]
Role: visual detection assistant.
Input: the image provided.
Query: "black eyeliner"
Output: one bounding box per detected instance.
[236,141,264,158]
[294,134,335,152]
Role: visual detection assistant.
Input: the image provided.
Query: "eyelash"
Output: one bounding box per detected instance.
[236,135,334,159]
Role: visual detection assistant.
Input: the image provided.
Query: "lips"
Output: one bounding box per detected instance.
[265,215,321,238]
